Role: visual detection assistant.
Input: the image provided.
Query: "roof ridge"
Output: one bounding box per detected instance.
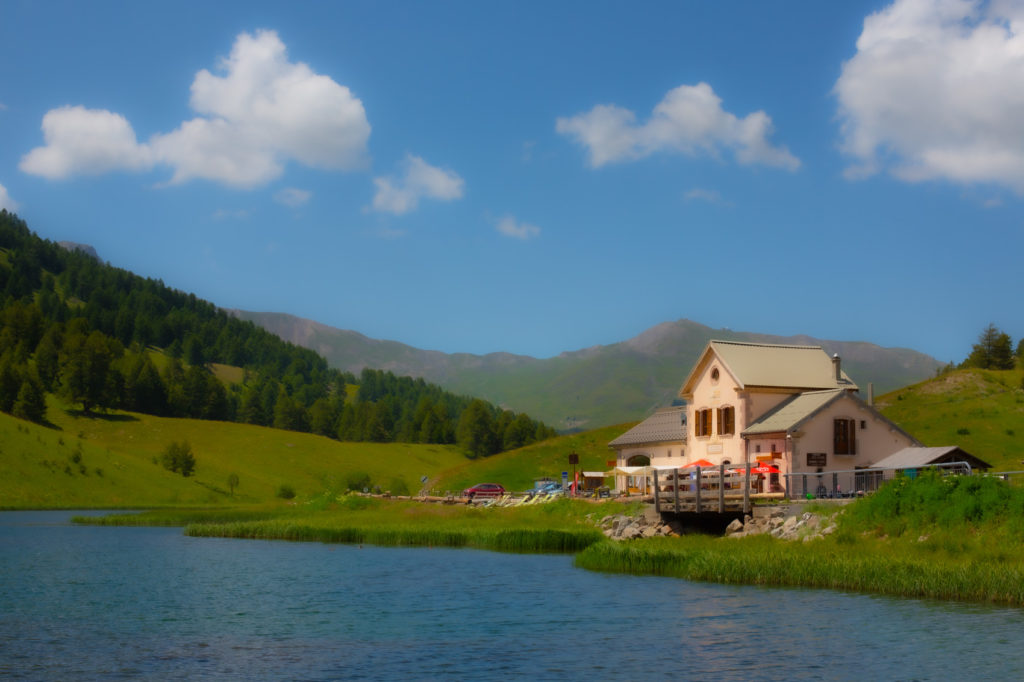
[710,339,824,350]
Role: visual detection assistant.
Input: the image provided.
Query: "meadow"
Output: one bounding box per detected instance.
[0,398,468,508]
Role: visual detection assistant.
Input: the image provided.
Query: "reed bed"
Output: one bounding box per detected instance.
[72,508,281,526]
[575,529,1024,605]
[184,519,603,554]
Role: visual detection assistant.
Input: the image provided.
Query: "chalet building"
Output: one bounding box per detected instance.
[610,340,920,494]
[608,405,686,493]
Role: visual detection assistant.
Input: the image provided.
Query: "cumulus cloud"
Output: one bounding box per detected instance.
[0,183,17,211]
[556,82,800,170]
[274,187,312,207]
[836,0,1024,192]
[371,154,464,215]
[20,30,370,188]
[496,215,540,240]
[19,106,153,178]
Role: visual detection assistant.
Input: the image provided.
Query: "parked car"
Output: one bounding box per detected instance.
[534,482,564,495]
[462,483,505,499]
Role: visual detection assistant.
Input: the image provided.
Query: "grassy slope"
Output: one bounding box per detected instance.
[0,397,467,508]
[876,367,1024,470]
[430,422,632,494]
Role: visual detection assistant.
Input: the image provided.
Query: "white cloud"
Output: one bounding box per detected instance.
[836,0,1024,193]
[496,215,540,240]
[274,187,312,207]
[556,82,800,170]
[371,154,464,215]
[19,106,153,178]
[0,183,17,211]
[20,30,370,188]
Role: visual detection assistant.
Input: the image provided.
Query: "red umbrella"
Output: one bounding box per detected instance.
[683,459,715,468]
[732,464,780,474]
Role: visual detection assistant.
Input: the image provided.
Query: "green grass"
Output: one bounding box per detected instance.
[77,497,610,553]
[876,368,1024,470]
[578,472,1024,605]
[0,397,467,508]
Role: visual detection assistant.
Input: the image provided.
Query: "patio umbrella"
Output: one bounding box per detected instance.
[732,464,780,474]
[683,459,715,468]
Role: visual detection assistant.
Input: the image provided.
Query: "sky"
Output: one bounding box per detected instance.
[1,0,1023,364]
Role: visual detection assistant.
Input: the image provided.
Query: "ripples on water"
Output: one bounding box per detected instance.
[2,511,1024,680]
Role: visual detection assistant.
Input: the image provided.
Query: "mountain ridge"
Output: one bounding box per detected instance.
[231,311,944,431]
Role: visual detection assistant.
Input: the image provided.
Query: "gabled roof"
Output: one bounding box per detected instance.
[742,389,848,436]
[680,340,858,397]
[609,406,686,448]
[871,446,992,471]
[741,389,920,445]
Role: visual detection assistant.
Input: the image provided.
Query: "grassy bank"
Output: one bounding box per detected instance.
[75,496,612,554]
[580,472,1024,605]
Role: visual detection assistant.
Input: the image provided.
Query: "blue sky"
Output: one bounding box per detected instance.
[2,0,1022,363]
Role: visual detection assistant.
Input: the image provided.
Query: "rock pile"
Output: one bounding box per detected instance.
[725,509,839,542]
[598,513,684,540]
[597,508,841,542]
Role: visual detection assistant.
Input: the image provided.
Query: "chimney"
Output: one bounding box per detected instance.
[832,354,841,381]
[868,382,874,406]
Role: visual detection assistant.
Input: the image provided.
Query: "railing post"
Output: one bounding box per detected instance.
[718,463,725,513]
[695,467,702,514]
[653,468,661,514]
[832,472,838,498]
[743,466,750,514]
[673,467,680,513]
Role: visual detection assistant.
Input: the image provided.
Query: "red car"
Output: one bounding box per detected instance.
[462,483,505,499]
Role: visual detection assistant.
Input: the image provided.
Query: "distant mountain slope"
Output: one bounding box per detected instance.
[233,312,944,431]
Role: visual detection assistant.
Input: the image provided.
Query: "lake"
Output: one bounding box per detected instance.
[2,511,1023,680]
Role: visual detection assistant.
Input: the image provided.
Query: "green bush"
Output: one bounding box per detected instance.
[160,440,195,477]
[345,471,372,492]
[276,484,296,500]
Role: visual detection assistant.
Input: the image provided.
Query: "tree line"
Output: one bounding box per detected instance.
[0,210,555,455]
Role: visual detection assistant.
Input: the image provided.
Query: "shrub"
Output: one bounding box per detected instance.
[276,484,296,500]
[160,440,196,477]
[345,471,372,492]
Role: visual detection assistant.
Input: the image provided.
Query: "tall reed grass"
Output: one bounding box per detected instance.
[574,537,1024,604]
[183,519,603,553]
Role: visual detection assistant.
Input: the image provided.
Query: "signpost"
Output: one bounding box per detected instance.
[568,452,579,495]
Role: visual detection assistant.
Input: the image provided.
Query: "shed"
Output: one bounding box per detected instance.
[870,446,992,472]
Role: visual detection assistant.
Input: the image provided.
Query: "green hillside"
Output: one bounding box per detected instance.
[876,367,1024,470]
[0,398,468,509]
[431,422,632,494]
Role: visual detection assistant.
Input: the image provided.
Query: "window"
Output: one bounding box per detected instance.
[717,406,735,436]
[834,418,856,455]
[711,367,720,384]
[695,408,712,437]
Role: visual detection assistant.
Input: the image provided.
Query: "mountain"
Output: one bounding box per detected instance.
[232,312,944,431]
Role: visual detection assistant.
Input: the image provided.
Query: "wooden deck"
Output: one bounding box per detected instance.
[652,466,760,515]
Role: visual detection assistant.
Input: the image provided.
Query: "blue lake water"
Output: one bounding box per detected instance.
[2,510,1024,680]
